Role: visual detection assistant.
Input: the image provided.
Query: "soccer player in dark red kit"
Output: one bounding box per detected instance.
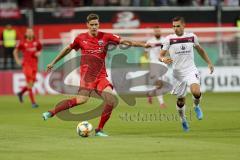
[42,13,149,137]
[13,28,42,108]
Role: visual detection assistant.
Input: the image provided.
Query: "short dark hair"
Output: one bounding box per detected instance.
[87,13,99,23]
[172,16,185,23]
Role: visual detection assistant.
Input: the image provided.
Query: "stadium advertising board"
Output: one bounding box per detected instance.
[0,67,240,95]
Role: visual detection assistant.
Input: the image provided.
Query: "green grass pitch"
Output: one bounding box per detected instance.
[0,92,240,160]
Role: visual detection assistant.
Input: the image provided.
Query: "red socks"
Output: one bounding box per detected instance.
[48,99,113,131]
[97,104,113,131]
[20,86,28,95]
[28,88,35,104]
[49,98,78,116]
[20,86,36,104]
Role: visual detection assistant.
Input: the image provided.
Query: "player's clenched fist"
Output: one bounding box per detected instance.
[208,63,214,74]
[160,57,173,64]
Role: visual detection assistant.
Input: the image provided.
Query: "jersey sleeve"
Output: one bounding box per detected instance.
[108,33,121,44]
[162,36,170,51]
[193,33,200,46]
[69,36,81,51]
[37,41,42,51]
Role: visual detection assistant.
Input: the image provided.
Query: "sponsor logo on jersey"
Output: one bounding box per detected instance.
[170,36,194,45]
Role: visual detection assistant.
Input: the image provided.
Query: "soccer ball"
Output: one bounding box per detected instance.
[76,121,93,137]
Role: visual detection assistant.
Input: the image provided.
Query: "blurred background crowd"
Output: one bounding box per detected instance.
[1,0,239,8]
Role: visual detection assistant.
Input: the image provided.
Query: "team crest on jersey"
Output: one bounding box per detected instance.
[98,40,104,46]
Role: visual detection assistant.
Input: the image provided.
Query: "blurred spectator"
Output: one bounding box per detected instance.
[193,0,206,6]
[236,15,240,28]
[44,0,57,8]
[224,0,239,6]
[236,15,240,60]
[17,0,33,8]
[196,0,204,5]
[71,0,84,6]
[194,0,219,6]
[58,0,74,7]
[84,0,93,6]
[168,0,177,5]
[13,0,240,8]
[208,0,219,6]
[92,0,105,6]
[154,0,168,6]
[34,0,47,8]
[1,0,17,4]
[107,0,120,6]
[177,0,193,6]
[120,0,131,6]
[1,24,17,70]
[132,0,141,6]
[141,0,154,6]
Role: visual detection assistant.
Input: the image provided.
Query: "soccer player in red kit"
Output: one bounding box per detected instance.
[13,28,42,108]
[42,13,149,137]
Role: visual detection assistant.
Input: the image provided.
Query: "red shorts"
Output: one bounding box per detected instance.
[80,78,113,95]
[23,66,37,83]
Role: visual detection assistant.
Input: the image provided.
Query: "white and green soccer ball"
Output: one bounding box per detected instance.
[76,121,93,137]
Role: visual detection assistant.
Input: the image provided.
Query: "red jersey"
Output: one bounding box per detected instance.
[69,32,120,82]
[16,39,42,68]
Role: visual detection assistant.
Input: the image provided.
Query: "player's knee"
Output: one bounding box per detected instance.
[101,91,117,106]
[27,83,33,88]
[177,98,185,108]
[193,92,201,99]
[76,96,89,104]
[191,85,201,98]
[106,97,117,106]
[103,95,117,106]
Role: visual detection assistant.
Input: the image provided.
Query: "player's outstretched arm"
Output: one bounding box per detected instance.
[13,48,22,65]
[47,46,72,72]
[159,50,173,64]
[195,45,214,74]
[120,39,150,48]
